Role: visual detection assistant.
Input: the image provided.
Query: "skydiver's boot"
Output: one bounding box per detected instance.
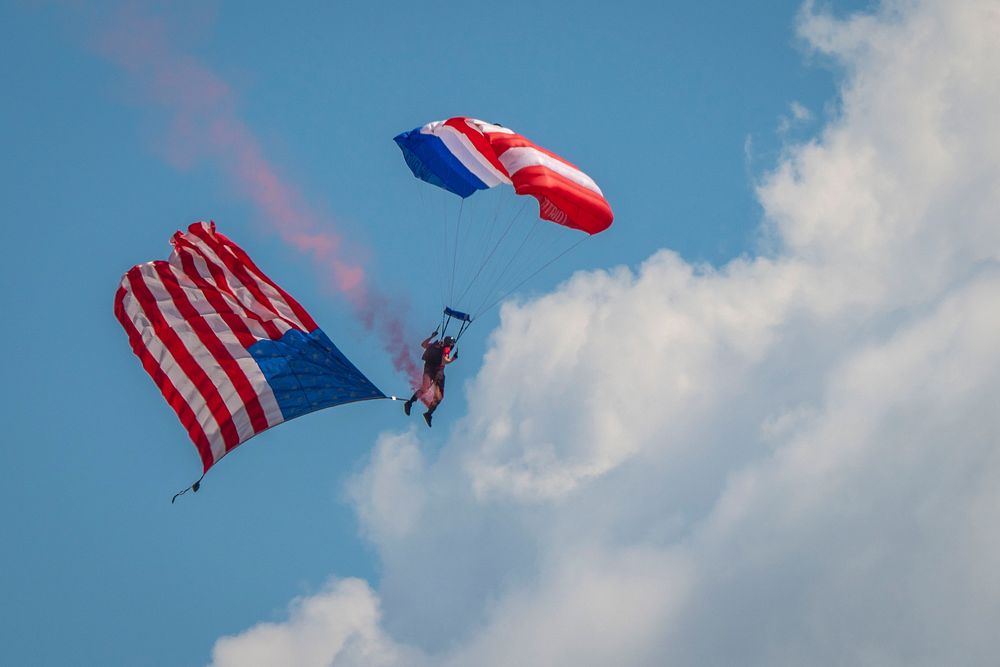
[423,411,433,427]
[403,399,412,416]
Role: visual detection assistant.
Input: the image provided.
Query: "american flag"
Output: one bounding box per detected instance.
[114,222,384,473]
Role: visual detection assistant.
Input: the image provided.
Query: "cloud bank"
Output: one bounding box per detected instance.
[212,0,1000,664]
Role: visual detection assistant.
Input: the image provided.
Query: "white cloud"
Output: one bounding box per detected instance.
[789,100,812,122]
[346,430,427,543]
[210,578,412,667]
[778,100,813,134]
[212,0,1000,664]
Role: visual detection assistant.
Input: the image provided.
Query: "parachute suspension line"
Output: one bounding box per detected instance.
[474,236,588,320]
[437,187,448,308]
[508,223,574,300]
[413,181,448,304]
[452,188,484,308]
[469,210,536,317]
[472,212,544,317]
[453,199,529,307]
[487,202,551,303]
[460,187,509,308]
[438,190,458,309]
[171,472,206,504]
[503,227,558,294]
[449,199,465,306]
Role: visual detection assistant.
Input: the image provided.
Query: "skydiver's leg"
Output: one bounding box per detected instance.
[404,384,423,416]
[407,371,434,415]
[430,376,445,410]
[421,378,445,427]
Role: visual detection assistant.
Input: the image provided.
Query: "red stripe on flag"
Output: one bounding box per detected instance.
[176,231,286,340]
[188,223,307,334]
[153,263,271,439]
[213,228,318,331]
[173,233,283,341]
[173,242,261,349]
[114,285,216,472]
[126,265,243,453]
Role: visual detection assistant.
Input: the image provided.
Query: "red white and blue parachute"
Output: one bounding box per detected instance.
[114,222,384,477]
[394,117,613,235]
[394,117,613,331]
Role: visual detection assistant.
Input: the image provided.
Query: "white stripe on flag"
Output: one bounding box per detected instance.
[221,239,314,330]
[182,235,298,335]
[134,265,258,447]
[165,264,285,430]
[171,248,277,342]
[120,279,229,463]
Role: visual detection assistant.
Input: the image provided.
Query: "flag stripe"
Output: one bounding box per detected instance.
[123,268,234,461]
[177,232,290,340]
[172,244,260,348]
[172,237,283,343]
[189,223,311,331]
[117,282,227,465]
[140,264,255,446]
[115,286,216,471]
[215,229,319,331]
[153,263,272,439]
[126,265,241,457]
[171,246,285,428]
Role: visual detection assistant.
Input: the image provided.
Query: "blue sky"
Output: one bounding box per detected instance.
[17,1,1000,665]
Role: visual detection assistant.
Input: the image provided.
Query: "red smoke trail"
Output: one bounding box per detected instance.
[93,5,421,384]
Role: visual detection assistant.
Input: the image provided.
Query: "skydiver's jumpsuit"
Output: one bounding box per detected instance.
[407,334,454,417]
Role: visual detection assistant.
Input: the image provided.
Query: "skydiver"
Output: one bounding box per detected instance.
[403,330,458,427]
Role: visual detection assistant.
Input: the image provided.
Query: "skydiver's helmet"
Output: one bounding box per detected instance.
[443,336,457,348]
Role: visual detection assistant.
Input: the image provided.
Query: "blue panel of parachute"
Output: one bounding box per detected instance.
[249,328,385,421]
[393,127,488,198]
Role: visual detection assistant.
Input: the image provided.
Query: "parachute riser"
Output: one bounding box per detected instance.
[439,306,473,348]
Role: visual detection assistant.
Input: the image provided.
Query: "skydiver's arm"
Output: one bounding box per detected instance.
[420,331,438,349]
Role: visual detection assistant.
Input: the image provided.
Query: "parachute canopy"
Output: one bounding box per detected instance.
[394,117,613,235]
[114,222,384,473]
